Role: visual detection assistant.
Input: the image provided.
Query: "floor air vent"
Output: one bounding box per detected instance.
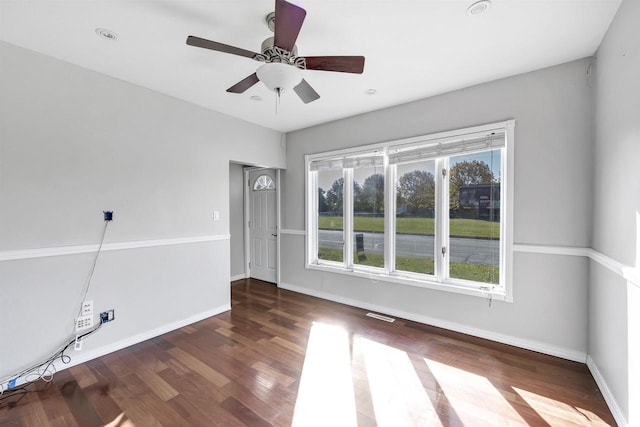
[366,312,395,323]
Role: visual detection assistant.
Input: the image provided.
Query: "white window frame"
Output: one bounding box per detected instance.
[305,120,515,302]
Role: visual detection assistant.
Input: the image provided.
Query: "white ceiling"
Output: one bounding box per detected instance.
[0,0,621,132]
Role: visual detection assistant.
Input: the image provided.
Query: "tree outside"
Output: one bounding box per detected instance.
[361,173,384,214]
[449,160,494,210]
[353,182,366,212]
[321,162,495,215]
[397,170,435,216]
[325,177,344,213]
[318,188,328,213]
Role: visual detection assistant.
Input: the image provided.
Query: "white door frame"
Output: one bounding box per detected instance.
[244,167,281,285]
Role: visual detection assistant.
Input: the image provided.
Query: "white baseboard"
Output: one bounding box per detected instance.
[230,274,246,282]
[278,282,586,362]
[586,356,627,426]
[2,304,230,390]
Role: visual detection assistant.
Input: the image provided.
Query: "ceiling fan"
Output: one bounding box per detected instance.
[186,0,365,104]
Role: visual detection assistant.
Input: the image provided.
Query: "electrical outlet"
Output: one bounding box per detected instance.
[76,315,93,332]
[74,336,83,351]
[100,309,115,323]
[81,300,94,316]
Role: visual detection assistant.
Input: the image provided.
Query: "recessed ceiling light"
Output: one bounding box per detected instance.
[467,0,491,16]
[250,95,263,101]
[95,28,118,41]
[365,89,377,95]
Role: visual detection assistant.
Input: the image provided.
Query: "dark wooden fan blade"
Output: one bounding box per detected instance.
[187,36,261,60]
[303,56,365,74]
[227,73,260,93]
[273,0,306,52]
[294,79,320,104]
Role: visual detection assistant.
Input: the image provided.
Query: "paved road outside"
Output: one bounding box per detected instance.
[319,229,499,265]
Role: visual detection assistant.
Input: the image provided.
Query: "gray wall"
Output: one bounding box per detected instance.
[0,42,284,379]
[282,58,594,360]
[229,163,246,279]
[590,0,640,423]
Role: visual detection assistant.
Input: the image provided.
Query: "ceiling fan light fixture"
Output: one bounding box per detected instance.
[256,63,302,93]
[186,0,363,105]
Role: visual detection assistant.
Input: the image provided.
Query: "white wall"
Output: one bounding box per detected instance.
[0,41,284,381]
[281,58,593,361]
[589,0,640,424]
[229,163,246,280]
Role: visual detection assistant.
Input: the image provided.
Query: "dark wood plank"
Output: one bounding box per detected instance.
[54,370,102,427]
[0,278,616,426]
[220,396,271,427]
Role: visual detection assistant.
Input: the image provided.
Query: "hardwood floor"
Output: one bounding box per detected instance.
[1,278,615,426]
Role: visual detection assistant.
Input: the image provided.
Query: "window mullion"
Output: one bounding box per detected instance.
[434,159,442,281]
[344,168,354,268]
[435,158,450,282]
[311,170,318,264]
[442,158,450,282]
[384,160,396,274]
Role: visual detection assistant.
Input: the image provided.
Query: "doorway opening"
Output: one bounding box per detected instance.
[229,163,248,282]
[245,168,279,284]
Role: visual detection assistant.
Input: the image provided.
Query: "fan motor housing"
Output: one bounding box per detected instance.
[259,37,305,69]
[261,37,297,57]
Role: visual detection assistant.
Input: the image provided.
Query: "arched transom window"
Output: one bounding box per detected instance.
[253,175,275,191]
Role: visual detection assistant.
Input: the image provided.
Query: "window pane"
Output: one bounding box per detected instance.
[395,161,436,275]
[449,149,501,284]
[253,174,275,191]
[317,170,344,262]
[353,165,384,268]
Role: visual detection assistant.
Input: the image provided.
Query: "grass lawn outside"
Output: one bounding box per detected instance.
[318,216,499,239]
[318,247,499,284]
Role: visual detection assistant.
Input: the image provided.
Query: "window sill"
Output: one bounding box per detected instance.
[306,262,512,302]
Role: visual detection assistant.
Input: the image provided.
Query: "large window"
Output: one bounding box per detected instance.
[306,121,514,301]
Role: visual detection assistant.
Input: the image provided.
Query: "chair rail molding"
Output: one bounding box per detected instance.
[0,234,230,262]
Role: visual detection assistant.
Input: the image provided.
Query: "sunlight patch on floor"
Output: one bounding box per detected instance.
[292,322,357,427]
[104,413,136,427]
[360,338,441,427]
[253,370,278,391]
[513,387,610,426]
[425,358,526,425]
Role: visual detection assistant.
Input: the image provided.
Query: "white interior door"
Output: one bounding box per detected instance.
[249,169,277,283]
